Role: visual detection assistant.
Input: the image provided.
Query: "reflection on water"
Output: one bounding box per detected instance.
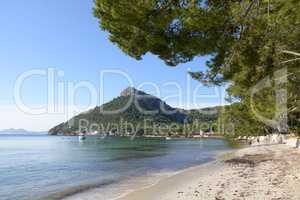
[0,135,231,200]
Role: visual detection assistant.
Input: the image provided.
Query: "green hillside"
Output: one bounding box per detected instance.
[49,87,220,136]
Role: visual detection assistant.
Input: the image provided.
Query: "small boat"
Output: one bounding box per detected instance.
[78,134,86,141]
[165,137,172,140]
[99,135,106,139]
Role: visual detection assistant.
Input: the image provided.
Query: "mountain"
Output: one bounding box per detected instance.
[49,87,220,136]
[0,129,47,135]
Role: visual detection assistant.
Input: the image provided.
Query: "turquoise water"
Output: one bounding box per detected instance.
[0,135,231,200]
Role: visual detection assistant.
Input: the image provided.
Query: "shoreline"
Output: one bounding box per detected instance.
[116,150,236,200]
[116,148,236,200]
[60,143,300,200]
[36,137,232,200]
[60,170,177,200]
[118,144,300,200]
[61,148,235,200]
[117,160,225,200]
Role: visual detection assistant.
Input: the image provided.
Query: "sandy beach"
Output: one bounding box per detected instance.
[118,144,300,200]
[63,144,300,200]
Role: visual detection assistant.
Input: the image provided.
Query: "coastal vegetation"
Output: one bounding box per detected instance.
[93,0,300,137]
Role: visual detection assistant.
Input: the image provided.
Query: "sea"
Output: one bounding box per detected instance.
[0,134,232,200]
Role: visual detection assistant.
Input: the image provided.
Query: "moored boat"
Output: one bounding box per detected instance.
[78,134,86,141]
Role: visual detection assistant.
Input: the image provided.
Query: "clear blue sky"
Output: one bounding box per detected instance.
[0,0,227,131]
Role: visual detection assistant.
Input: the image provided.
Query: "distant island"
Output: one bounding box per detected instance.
[49,87,220,136]
[0,128,47,135]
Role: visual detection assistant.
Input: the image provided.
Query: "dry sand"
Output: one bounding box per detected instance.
[119,144,300,200]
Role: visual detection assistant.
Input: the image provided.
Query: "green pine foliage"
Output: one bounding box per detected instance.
[94,0,300,136]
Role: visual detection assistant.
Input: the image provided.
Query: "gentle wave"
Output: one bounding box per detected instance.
[39,179,118,200]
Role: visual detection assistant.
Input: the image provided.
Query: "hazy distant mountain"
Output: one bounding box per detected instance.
[49,87,220,136]
[0,128,46,135]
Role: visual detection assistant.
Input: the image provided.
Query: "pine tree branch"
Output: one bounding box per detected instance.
[281,50,300,57]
